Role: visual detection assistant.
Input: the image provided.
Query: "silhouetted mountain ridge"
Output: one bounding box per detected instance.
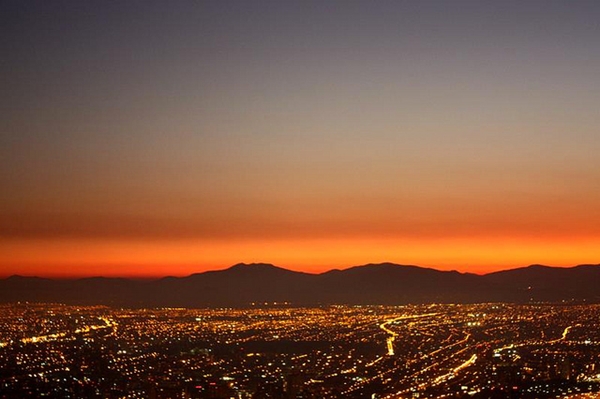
[1,263,599,306]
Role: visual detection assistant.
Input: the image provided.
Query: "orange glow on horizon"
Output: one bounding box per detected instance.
[1,235,598,278]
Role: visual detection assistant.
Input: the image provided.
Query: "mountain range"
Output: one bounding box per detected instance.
[1,263,599,307]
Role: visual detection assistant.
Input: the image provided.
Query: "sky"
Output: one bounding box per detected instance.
[1,1,600,278]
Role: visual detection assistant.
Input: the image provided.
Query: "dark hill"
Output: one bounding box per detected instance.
[1,263,599,306]
[317,263,488,304]
[147,263,315,307]
[483,264,600,302]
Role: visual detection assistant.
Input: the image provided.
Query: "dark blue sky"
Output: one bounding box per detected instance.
[1,1,600,276]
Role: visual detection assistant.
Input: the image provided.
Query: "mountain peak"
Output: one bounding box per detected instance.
[346,263,436,273]
[526,264,551,269]
[227,263,282,271]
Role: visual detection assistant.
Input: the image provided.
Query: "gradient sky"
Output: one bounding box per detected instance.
[1,1,600,277]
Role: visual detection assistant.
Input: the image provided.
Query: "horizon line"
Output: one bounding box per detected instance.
[2,261,599,280]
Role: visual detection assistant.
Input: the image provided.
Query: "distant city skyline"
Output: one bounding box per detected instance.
[2,1,600,277]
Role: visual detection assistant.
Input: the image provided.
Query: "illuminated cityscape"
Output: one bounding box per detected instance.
[1,303,600,398]
[3,2,600,398]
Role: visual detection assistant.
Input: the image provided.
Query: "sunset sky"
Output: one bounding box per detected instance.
[1,1,600,278]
